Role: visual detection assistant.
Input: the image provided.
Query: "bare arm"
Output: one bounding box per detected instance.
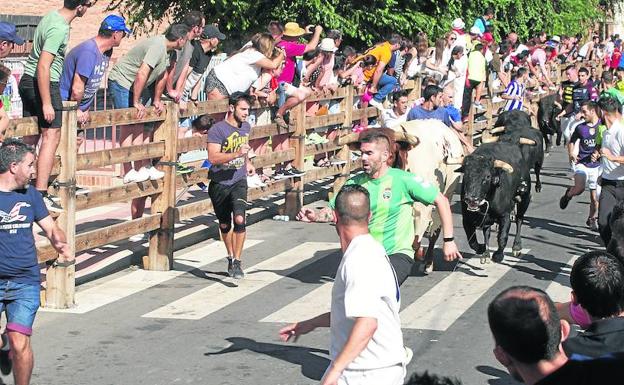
[69,73,90,123]
[278,312,331,342]
[296,207,335,223]
[255,52,285,70]
[0,109,8,141]
[36,51,56,123]
[132,62,152,118]
[174,62,191,97]
[433,192,462,261]
[207,142,249,165]
[37,216,72,261]
[304,26,323,53]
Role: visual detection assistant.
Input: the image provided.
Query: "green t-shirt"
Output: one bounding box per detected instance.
[596,124,608,146]
[602,87,624,105]
[23,10,70,82]
[108,35,169,90]
[331,168,439,257]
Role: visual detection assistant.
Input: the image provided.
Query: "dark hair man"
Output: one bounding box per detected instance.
[207,92,254,279]
[381,90,409,128]
[488,286,624,385]
[297,130,461,285]
[17,0,93,212]
[407,85,453,127]
[0,139,72,385]
[281,185,406,385]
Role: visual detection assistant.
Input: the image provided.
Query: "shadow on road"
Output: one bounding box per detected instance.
[476,365,517,385]
[205,337,329,380]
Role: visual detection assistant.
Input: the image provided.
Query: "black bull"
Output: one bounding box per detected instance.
[458,142,532,263]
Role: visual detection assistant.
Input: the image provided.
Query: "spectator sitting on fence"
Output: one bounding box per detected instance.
[206,33,284,101]
[528,44,555,91]
[165,11,205,104]
[408,85,452,126]
[0,21,25,141]
[179,24,226,116]
[326,29,343,51]
[552,251,624,359]
[18,0,92,213]
[488,285,624,385]
[387,39,410,86]
[381,90,409,128]
[462,41,487,120]
[423,38,449,83]
[59,15,130,150]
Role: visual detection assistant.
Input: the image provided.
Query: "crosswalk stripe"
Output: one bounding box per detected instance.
[260,282,332,323]
[41,240,264,314]
[400,249,528,331]
[142,242,339,320]
[545,255,578,303]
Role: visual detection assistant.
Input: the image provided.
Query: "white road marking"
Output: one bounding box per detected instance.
[545,255,578,303]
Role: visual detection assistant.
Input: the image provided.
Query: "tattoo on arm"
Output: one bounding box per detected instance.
[317,208,335,223]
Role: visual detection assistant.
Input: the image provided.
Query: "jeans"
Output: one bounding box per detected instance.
[374,74,398,102]
[0,280,40,336]
[277,82,288,107]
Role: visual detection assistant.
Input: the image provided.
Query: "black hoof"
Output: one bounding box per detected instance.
[492,251,504,263]
[480,250,491,264]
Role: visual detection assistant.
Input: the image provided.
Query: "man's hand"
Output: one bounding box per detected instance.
[168,89,181,103]
[134,102,146,119]
[296,208,318,222]
[42,103,55,123]
[591,150,601,163]
[53,241,73,263]
[569,153,578,163]
[179,100,188,114]
[368,86,378,94]
[600,147,614,161]
[442,240,462,262]
[153,100,165,115]
[238,143,251,157]
[320,366,341,385]
[77,109,90,125]
[279,320,316,342]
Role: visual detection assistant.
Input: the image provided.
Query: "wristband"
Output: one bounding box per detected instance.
[190,97,198,101]
[443,237,454,243]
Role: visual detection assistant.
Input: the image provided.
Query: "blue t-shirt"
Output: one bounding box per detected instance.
[207,120,250,186]
[407,105,452,126]
[59,38,111,111]
[445,105,461,123]
[0,186,49,284]
[570,121,601,168]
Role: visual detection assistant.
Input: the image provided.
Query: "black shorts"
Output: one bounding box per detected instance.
[18,74,63,129]
[208,179,248,225]
[388,253,414,286]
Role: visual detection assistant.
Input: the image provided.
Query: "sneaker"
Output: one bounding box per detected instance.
[306,132,329,145]
[227,257,234,277]
[287,167,305,177]
[247,174,266,188]
[75,186,90,195]
[0,334,11,375]
[274,115,289,129]
[329,155,347,165]
[559,188,572,210]
[129,233,146,242]
[474,102,486,111]
[124,168,150,184]
[587,217,599,231]
[42,193,62,213]
[368,99,384,110]
[404,346,414,365]
[146,166,165,181]
[176,163,194,175]
[197,182,209,192]
[231,259,244,279]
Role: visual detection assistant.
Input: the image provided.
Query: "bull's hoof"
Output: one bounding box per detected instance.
[424,261,434,275]
[535,183,542,193]
[480,250,491,264]
[512,247,522,257]
[492,251,505,263]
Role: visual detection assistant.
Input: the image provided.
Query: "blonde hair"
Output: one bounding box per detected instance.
[250,32,275,58]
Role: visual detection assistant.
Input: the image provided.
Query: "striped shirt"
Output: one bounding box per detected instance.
[503,80,525,111]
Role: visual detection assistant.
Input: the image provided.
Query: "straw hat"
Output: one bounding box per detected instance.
[283,22,306,37]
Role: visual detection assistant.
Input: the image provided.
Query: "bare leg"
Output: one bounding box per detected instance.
[232,214,246,260]
[589,189,598,219]
[220,223,234,258]
[8,332,33,385]
[120,124,143,174]
[35,127,62,191]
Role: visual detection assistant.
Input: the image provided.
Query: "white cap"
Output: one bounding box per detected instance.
[319,37,337,52]
[470,26,482,36]
[452,18,465,30]
[551,35,561,43]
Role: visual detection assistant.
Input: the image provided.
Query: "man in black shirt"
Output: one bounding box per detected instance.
[488,286,624,385]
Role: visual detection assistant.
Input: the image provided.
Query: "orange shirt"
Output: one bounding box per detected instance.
[361,42,393,81]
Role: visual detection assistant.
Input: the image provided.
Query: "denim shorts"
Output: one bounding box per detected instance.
[0,280,40,336]
[107,80,154,109]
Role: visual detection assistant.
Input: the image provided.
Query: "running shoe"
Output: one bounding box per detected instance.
[227,257,234,277]
[42,193,62,213]
[232,259,244,279]
[559,187,572,210]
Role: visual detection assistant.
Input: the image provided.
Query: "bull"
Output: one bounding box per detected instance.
[486,110,545,192]
[537,93,562,153]
[607,200,624,260]
[458,142,531,263]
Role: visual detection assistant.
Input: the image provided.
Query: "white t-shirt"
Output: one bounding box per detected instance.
[601,119,624,180]
[330,234,404,370]
[213,49,265,95]
[381,108,407,128]
[578,42,592,58]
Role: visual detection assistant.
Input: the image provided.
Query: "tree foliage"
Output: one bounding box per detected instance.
[108,0,607,48]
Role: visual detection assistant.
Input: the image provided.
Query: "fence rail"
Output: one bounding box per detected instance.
[4,59,602,308]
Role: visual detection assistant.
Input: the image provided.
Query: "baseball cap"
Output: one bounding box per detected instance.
[100,15,132,34]
[469,26,482,36]
[0,22,25,45]
[201,24,226,40]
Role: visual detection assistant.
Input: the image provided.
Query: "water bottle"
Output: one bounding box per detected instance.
[272,215,290,221]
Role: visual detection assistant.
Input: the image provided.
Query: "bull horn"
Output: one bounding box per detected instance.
[445,156,464,165]
[519,138,536,146]
[481,134,499,144]
[493,160,514,173]
[338,132,360,146]
[396,127,420,146]
[490,126,506,134]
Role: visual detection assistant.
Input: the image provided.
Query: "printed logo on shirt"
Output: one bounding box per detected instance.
[221,131,249,153]
[0,202,32,234]
[382,188,392,200]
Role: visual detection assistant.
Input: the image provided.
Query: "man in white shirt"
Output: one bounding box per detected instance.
[279,185,406,385]
[381,90,409,128]
[593,97,624,245]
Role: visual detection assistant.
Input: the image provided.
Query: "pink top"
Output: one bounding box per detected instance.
[277,40,307,84]
[316,54,335,88]
[569,302,593,329]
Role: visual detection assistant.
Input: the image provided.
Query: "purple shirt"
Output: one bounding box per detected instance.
[570,120,601,168]
[207,120,251,185]
[59,38,111,111]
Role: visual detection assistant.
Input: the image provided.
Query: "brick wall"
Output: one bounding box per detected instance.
[5,0,170,63]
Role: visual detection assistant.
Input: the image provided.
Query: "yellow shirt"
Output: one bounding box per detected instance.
[360,42,393,81]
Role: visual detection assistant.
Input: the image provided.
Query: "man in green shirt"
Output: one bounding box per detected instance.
[17,0,92,212]
[297,130,462,284]
[600,71,624,107]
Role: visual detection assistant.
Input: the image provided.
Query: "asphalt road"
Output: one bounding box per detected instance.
[22,143,602,385]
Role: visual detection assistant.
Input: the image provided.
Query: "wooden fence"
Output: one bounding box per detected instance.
[4,59,601,309]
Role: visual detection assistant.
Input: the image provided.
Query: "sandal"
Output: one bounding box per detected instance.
[274,115,289,129]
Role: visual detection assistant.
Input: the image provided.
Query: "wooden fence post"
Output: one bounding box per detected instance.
[146,102,178,271]
[44,101,77,309]
[283,103,306,218]
[332,85,355,197]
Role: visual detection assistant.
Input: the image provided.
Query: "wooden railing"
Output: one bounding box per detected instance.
[6,58,601,309]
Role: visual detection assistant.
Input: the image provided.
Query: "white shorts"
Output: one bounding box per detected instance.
[329,364,405,385]
[573,163,601,190]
